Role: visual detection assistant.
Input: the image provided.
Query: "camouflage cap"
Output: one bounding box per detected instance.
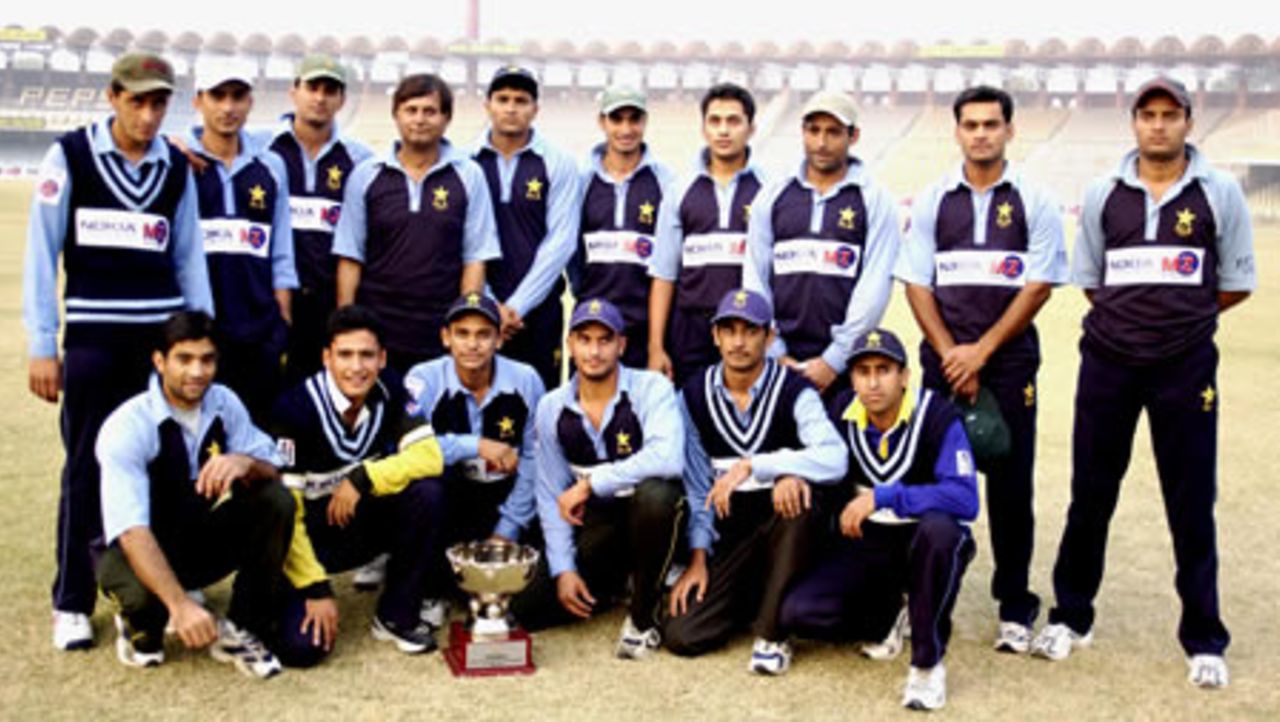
[111,53,175,94]
[296,54,347,86]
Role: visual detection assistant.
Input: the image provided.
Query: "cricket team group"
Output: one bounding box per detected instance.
[22,46,1255,710]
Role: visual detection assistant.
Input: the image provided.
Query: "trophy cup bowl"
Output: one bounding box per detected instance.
[443,540,539,676]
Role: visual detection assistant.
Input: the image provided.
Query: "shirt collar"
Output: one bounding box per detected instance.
[946,160,1019,193]
[382,138,461,175]
[793,157,866,192]
[273,113,346,157]
[475,127,544,157]
[144,373,213,422]
[842,385,917,432]
[1112,143,1211,186]
[92,116,170,166]
[443,356,516,402]
[711,358,775,400]
[590,143,656,184]
[566,365,635,415]
[185,126,258,173]
[692,147,760,183]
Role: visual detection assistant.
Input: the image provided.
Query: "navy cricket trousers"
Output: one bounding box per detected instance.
[1048,338,1229,656]
[920,344,1041,626]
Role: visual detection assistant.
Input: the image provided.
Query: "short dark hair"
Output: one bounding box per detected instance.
[392,73,453,118]
[326,305,385,347]
[701,83,756,123]
[292,77,346,95]
[953,85,1014,124]
[156,311,215,355]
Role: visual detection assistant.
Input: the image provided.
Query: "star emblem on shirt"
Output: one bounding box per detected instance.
[742,203,752,223]
[1201,385,1216,412]
[1024,382,1036,407]
[996,201,1014,228]
[433,186,450,211]
[616,431,633,456]
[206,440,221,457]
[525,177,544,201]
[248,184,267,210]
[327,165,343,191]
[838,206,857,230]
[638,201,655,226]
[498,416,516,439]
[1175,208,1196,238]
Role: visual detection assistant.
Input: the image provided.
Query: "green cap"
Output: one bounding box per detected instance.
[296,54,347,86]
[956,387,1011,471]
[599,85,646,115]
[110,53,175,94]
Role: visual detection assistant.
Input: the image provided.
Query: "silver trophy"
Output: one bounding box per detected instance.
[444,540,539,675]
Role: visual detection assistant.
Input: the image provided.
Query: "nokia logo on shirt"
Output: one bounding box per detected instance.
[82,218,168,244]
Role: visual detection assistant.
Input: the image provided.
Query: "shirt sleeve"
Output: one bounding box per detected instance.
[264,154,299,290]
[678,393,718,552]
[222,388,284,465]
[331,161,373,262]
[172,170,215,316]
[750,386,848,485]
[504,150,581,317]
[588,374,685,497]
[821,185,900,373]
[743,182,787,358]
[872,418,979,521]
[1024,184,1070,285]
[534,393,578,576]
[1071,180,1110,289]
[494,372,548,540]
[461,161,502,264]
[893,187,939,287]
[648,174,688,282]
[96,405,156,544]
[23,143,71,358]
[1209,173,1257,292]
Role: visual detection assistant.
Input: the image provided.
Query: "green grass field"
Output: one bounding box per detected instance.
[0,181,1276,720]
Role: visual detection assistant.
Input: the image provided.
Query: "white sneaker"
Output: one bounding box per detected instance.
[862,605,910,661]
[419,598,450,630]
[1030,622,1093,661]
[210,619,283,679]
[1187,654,1229,689]
[353,554,388,591]
[52,610,93,651]
[748,637,793,676]
[371,616,438,654]
[902,664,947,711]
[614,616,661,660]
[113,614,163,668]
[994,621,1033,654]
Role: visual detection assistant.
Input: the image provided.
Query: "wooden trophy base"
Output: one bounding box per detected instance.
[445,621,536,677]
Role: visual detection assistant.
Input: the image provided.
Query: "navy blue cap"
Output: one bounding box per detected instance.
[569,297,624,335]
[444,291,501,327]
[848,328,908,367]
[710,289,772,328]
[488,65,539,100]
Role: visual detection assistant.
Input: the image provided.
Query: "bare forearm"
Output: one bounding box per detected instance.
[461,261,486,294]
[336,258,362,306]
[1219,290,1250,312]
[904,283,956,355]
[975,282,1052,358]
[648,279,674,351]
[119,527,187,611]
[274,289,292,324]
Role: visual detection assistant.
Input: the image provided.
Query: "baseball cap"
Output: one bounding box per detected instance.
[296,54,347,86]
[956,387,1011,469]
[194,58,256,93]
[111,53,175,95]
[848,328,908,368]
[488,65,539,100]
[599,85,646,115]
[444,291,501,327]
[569,298,625,335]
[1132,76,1192,113]
[801,90,858,129]
[710,289,772,328]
